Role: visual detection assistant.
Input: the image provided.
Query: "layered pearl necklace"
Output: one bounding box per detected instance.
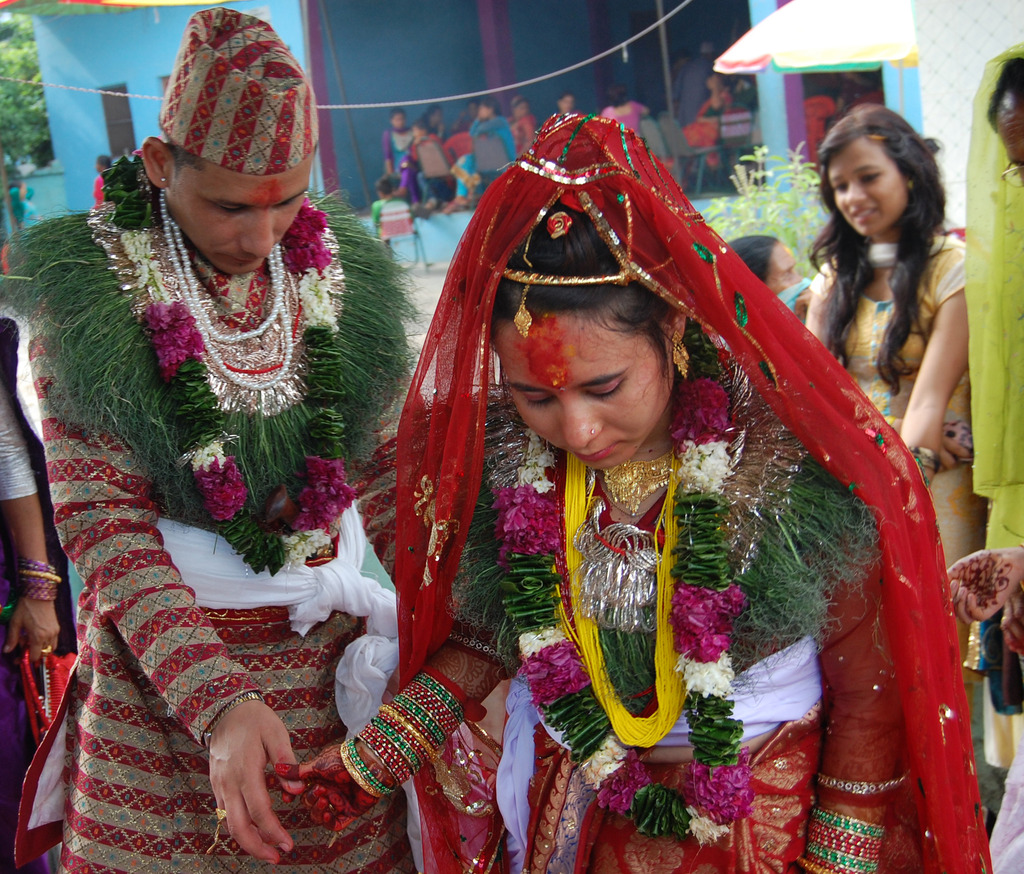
[159,190,297,393]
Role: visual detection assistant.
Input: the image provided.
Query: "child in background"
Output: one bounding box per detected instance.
[371,175,401,235]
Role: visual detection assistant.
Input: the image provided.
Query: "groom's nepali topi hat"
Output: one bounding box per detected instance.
[160,7,317,175]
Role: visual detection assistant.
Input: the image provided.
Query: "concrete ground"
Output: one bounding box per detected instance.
[404,258,449,352]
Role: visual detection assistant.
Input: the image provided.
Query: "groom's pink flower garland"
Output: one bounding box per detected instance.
[497,379,754,843]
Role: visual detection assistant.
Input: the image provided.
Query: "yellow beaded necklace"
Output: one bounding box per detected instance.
[560,452,687,748]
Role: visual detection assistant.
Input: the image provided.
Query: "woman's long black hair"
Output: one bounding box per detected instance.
[811,104,946,394]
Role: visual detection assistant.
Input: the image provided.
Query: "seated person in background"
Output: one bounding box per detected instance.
[731,75,758,111]
[509,95,538,154]
[730,234,812,321]
[683,73,734,167]
[445,96,515,212]
[600,83,648,131]
[471,96,515,154]
[426,103,447,141]
[451,99,480,135]
[371,174,404,235]
[409,116,454,209]
[556,91,576,115]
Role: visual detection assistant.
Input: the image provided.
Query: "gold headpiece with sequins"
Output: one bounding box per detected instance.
[505,207,633,337]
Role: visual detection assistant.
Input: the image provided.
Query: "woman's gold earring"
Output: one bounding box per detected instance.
[672,332,689,378]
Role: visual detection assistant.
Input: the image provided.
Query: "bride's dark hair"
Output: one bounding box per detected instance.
[493,206,673,367]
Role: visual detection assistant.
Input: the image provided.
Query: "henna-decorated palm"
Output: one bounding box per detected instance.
[949,547,1024,624]
[275,744,387,831]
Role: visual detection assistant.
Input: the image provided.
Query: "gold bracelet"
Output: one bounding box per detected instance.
[202,690,264,746]
[909,445,939,472]
[378,703,440,763]
[339,738,387,797]
[798,859,836,874]
[18,570,63,584]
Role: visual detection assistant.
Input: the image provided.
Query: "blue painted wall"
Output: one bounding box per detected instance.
[312,0,487,207]
[506,0,595,117]
[32,1,306,213]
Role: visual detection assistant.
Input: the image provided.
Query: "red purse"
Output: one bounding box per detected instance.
[20,649,76,744]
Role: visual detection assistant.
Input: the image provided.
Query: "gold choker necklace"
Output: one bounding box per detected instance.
[600,450,673,515]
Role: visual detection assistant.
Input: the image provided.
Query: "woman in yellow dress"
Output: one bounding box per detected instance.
[806,105,986,701]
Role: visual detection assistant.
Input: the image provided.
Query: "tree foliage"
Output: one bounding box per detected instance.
[702,145,824,278]
[0,15,53,170]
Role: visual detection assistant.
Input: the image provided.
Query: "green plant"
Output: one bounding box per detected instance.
[0,16,53,172]
[702,145,824,278]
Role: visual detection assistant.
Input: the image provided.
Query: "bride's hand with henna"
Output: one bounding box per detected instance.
[948,547,1024,623]
[275,741,395,830]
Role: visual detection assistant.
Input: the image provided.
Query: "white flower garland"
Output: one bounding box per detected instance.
[686,809,730,844]
[297,268,340,331]
[674,439,733,494]
[671,437,738,701]
[122,230,169,303]
[580,735,629,785]
[518,431,556,492]
[282,528,334,567]
[519,626,568,658]
[189,440,227,472]
[678,652,735,698]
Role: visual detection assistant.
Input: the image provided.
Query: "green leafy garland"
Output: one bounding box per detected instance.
[101,157,346,573]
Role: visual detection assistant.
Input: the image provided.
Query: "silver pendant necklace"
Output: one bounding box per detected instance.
[573,494,659,634]
[158,190,300,397]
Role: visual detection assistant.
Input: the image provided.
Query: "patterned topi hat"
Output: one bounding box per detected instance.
[160,7,318,175]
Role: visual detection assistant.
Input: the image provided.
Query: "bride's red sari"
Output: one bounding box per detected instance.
[391,114,988,873]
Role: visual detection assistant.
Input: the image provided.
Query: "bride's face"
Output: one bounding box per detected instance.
[493,311,677,469]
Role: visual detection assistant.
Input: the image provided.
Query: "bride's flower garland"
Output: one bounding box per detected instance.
[497,378,754,843]
[109,158,353,573]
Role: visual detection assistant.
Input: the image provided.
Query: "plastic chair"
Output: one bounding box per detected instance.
[473,133,511,171]
[378,199,427,265]
[658,112,717,195]
[416,138,453,180]
[719,107,756,172]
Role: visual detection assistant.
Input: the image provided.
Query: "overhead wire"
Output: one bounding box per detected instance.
[0,0,697,110]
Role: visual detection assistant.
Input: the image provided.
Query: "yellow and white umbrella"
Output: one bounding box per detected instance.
[714,0,917,75]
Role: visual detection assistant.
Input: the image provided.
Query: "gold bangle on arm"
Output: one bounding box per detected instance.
[798,806,884,874]
[908,445,939,487]
[378,702,441,763]
[339,738,390,797]
[202,690,264,746]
